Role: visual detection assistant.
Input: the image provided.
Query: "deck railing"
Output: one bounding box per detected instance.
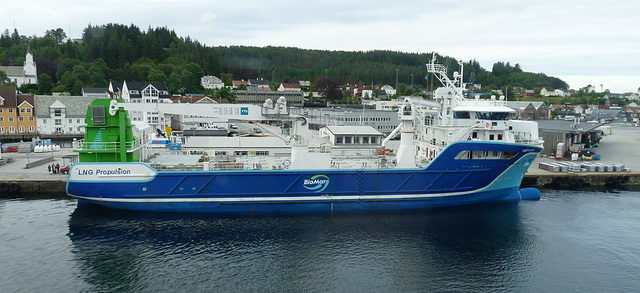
[74,137,146,152]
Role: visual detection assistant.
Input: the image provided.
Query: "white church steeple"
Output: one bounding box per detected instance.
[23,43,37,79]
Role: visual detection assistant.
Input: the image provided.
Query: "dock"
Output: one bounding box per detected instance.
[2,123,640,197]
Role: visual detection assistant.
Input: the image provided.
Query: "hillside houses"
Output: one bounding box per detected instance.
[506,101,550,120]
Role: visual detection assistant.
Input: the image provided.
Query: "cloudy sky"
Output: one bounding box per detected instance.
[3,0,639,93]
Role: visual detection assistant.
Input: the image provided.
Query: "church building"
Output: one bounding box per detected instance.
[0,44,38,87]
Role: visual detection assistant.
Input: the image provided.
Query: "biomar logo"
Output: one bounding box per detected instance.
[303,174,330,192]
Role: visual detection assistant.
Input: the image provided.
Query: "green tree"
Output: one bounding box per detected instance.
[148,68,167,82]
[0,70,9,84]
[37,73,53,94]
[269,81,279,91]
[72,80,84,96]
[72,65,91,84]
[180,62,204,92]
[314,76,342,101]
[167,71,181,94]
[61,71,79,93]
[216,87,236,103]
[45,28,67,44]
[220,72,233,87]
[56,58,82,80]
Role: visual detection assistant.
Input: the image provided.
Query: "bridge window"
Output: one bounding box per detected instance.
[453,150,518,160]
[455,150,470,160]
[486,151,501,159]
[477,112,509,120]
[472,151,485,159]
[454,111,471,119]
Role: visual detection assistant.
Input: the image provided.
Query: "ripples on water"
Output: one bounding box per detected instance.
[1,190,639,292]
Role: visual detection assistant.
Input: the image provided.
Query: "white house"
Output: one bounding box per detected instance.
[35,95,98,135]
[0,44,37,87]
[201,76,224,89]
[278,83,301,91]
[380,85,396,96]
[108,81,171,130]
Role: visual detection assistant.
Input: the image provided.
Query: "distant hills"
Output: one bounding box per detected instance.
[1,23,568,96]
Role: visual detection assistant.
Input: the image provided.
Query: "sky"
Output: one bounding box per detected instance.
[3,0,640,93]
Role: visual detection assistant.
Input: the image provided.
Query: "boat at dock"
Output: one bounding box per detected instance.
[65,60,543,213]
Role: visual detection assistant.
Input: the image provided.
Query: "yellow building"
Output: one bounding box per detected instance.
[0,86,36,134]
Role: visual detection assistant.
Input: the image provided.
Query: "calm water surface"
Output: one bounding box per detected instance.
[1,190,639,292]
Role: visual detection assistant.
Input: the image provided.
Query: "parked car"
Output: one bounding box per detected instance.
[60,164,72,174]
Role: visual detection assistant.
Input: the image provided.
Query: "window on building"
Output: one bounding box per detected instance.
[8,117,14,122]
[54,109,61,116]
[143,86,159,97]
[336,136,343,144]
[55,119,62,125]
[29,126,35,132]
[69,119,73,123]
[0,117,3,122]
[77,119,81,123]
[363,137,369,144]
[18,116,24,121]
[489,134,495,140]
[371,137,377,144]
[26,108,31,113]
[345,136,352,144]
[69,127,73,132]
[77,127,81,132]
[8,108,13,113]
[19,126,24,133]
[29,117,33,121]
[9,126,15,133]
[0,108,3,113]
[43,119,47,123]
[0,126,4,133]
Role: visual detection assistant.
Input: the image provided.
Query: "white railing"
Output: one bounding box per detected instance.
[74,137,146,152]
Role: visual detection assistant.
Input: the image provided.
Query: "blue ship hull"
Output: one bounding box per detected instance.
[67,141,542,213]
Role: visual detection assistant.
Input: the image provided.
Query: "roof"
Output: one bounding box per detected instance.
[248,78,270,86]
[323,125,382,136]
[17,94,34,108]
[201,76,223,84]
[0,66,24,76]
[506,101,547,109]
[536,120,602,133]
[82,87,108,94]
[34,95,99,118]
[0,85,17,107]
[281,83,300,89]
[110,81,170,99]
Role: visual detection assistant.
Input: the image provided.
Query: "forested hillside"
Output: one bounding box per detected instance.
[0,23,568,97]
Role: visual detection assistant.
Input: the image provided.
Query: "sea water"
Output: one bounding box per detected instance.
[1,190,639,292]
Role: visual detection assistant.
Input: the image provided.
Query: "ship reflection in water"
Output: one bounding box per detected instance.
[68,203,534,292]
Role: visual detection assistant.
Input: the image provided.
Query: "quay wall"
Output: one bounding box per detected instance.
[2,173,640,199]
